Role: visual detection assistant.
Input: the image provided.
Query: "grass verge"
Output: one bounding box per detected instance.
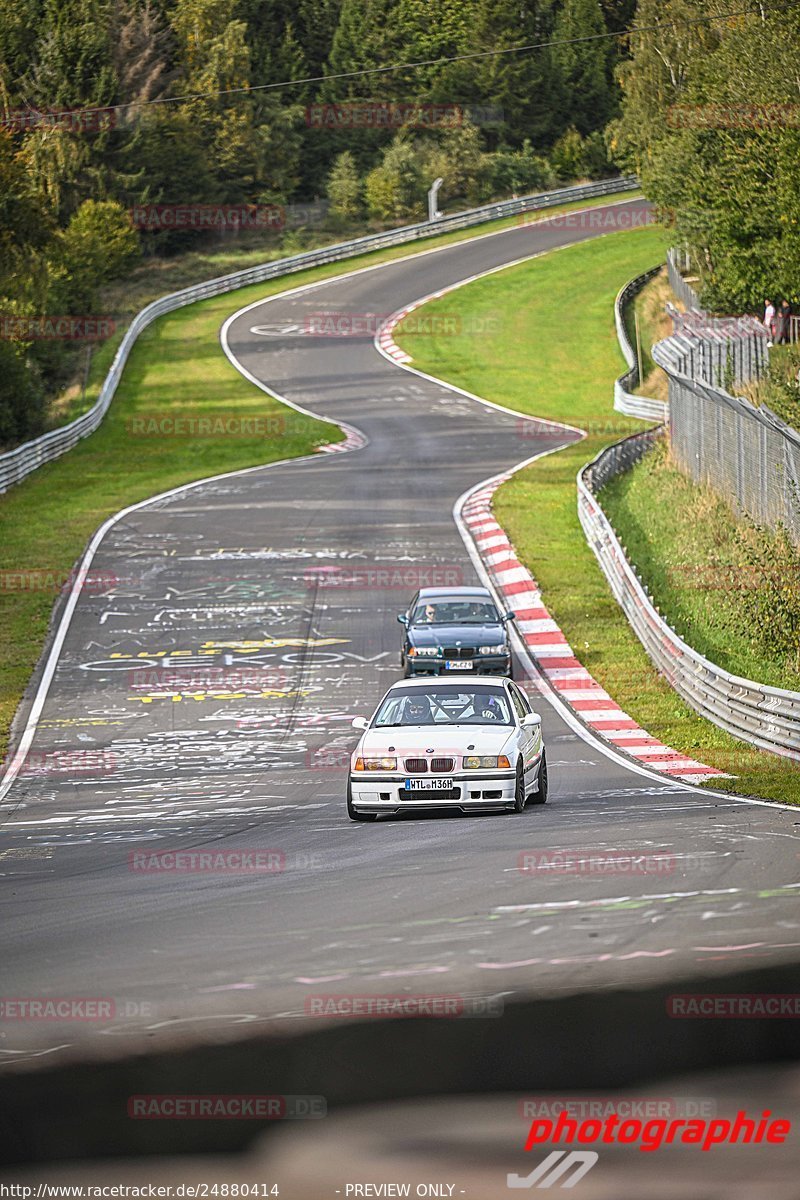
[600,437,800,693]
[0,189,640,762]
[396,227,800,805]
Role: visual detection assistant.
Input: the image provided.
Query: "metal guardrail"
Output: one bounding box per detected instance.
[0,176,637,496]
[577,430,800,760]
[613,266,669,422]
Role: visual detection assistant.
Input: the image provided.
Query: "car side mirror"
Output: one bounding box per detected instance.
[503,611,516,623]
[351,716,369,731]
[397,614,409,626]
[522,712,541,728]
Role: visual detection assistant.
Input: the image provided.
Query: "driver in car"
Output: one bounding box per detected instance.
[472,695,502,721]
[403,696,433,725]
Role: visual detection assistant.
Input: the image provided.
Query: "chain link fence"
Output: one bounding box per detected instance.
[653,248,800,541]
[665,247,702,312]
[653,362,800,542]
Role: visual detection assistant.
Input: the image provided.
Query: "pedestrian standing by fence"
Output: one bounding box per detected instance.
[764,298,776,345]
[774,299,792,345]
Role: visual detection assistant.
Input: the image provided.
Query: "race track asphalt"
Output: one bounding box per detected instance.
[1,199,799,1069]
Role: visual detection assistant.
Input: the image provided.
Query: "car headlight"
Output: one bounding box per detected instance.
[354,756,397,771]
[478,645,506,655]
[463,755,511,769]
[408,646,439,657]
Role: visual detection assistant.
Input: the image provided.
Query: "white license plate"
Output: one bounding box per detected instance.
[404,777,454,791]
[445,660,473,670]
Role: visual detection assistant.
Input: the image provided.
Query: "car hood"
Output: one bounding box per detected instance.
[359,725,514,758]
[407,622,506,648]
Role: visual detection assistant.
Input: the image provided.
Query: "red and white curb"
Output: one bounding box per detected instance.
[318,425,367,454]
[377,289,454,364]
[460,479,727,784]
[377,315,412,364]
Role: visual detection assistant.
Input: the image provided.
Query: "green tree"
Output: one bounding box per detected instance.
[613,0,800,310]
[19,0,116,112]
[0,130,52,291]
[553,0,617,135]
[0,341,45,448]
[460,0,566,147]
[327,150,363,220]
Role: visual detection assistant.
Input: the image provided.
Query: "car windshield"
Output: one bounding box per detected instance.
[411,599,500,625]
[373,688,513,726]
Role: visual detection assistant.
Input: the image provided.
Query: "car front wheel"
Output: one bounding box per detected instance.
[529,751,548,805]
[511,759,526,813]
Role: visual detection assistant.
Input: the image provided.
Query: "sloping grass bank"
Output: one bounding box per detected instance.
[396,228,800,804]
[600,437,800,693]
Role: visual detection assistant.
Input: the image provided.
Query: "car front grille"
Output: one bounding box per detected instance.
[404,757,455,773]
[442,646,474,659]
[404,758,428,773]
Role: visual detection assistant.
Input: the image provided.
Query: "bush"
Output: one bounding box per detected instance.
[365,139,425,222]
[488,140,556,196]
[420,121,492,208]
[50,200,140,312]
[722,516,800,674]
[548,127,588,183]
[749,345,800,432]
